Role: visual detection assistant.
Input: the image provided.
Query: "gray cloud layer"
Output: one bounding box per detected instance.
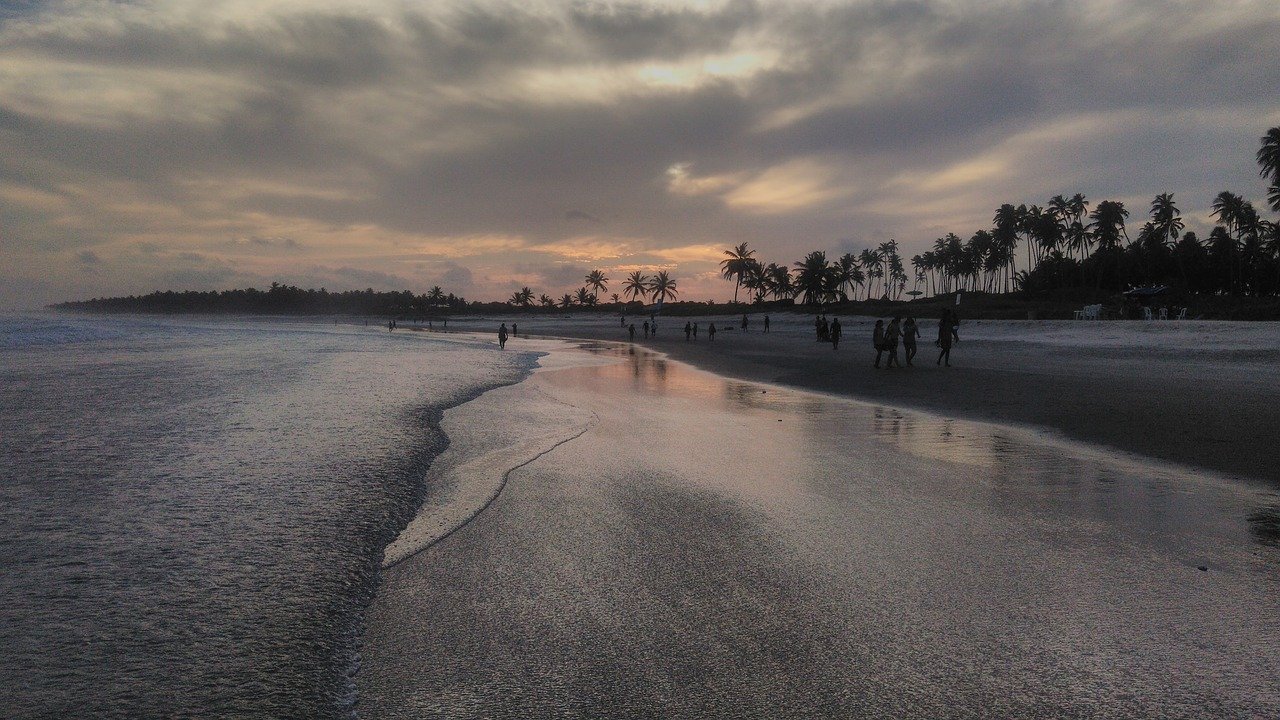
[2,0,1279,307]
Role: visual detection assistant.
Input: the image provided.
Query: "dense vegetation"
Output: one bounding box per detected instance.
[55,283,470,316]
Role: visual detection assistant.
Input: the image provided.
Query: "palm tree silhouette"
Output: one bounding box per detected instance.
[1258,127,1280,211]
[648,271,679,304]
[539,294,555,307]
[793,251,832,306]
[720,243,755,303]
[559,293,575,309]
[623,270,649,303]
[584,270,609,301]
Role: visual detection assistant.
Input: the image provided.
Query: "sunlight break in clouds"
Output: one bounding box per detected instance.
[1,0,1279,308]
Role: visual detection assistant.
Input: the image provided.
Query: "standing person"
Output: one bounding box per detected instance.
[831,317,842,350]
[388,320,394,332]
[621,315,626,328]
[684,321,692,341]
[764,315,770,333]
[643,320,650,339]
[498,323,508,349]
[872,320,885,368]
[936,310,953,366]
[814,315,823,341]
[511,323,518,338]
[742,314,749,332]
[885,316,902,368]
[902,316,921,366]
[651,320,657,337]
[708,323,717,341]
[693,322,699,339]
[628,323,636,341]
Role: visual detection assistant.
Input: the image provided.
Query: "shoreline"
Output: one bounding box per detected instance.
[440,313,1280,484]
[360,335,1280,717]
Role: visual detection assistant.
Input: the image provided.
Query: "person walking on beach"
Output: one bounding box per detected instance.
[936,310,953,366]
[742,314,749,332]
[764,315,770,333]
[643,320,650,339]
[621,315,626,328]
[628,323,636,341]
[684,321,692,341]
[885,316,902,368]
[872,320,885,368]
[903,316,920,366]
[498,323,508,349]
[511,323,518,339]
[831,317,842,350]
[708,323,717,341]
[693,322,699,339]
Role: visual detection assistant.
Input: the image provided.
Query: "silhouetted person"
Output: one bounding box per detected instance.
[511,323,517,338]
[814,315,823,340]
[763,315,770,333]
[936,310,953,366]
[684,321,692,341]
[885,316,902,368]
[903,316,920,366]
[831,317,842,350]
[643,320,650,339]
[873,319,885,368]
[498,323,508,349]
[708,323,717,341]
[628,323,636,341]
[388,320,394,332]
[693,322,699,339]
[621,315,626,327]
[651,320,657,337]
[742,314,749,332]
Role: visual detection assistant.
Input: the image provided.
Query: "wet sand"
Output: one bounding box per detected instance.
[361,342,1280,718]
[442,315,1280,484]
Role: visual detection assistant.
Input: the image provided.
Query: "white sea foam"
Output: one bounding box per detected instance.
[381,341,610,567]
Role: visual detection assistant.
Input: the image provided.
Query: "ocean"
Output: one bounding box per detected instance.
[0,314,534,719]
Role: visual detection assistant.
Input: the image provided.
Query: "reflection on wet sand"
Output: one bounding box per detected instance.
[572,339,1280,557]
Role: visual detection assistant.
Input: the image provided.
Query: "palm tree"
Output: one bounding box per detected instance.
[559,293,574,309]
[836,253,864,301]
[622,270,649,303]
[575,287,595,306]
[610,293,621,305]
[764,263,793,300]
[425,286,445,306]
[793,251,831,306]
[720,243,755,303]
[1150,193,1184,246]
[648,271,679,303]
[1258,126,1280,211]
[539,294,555,307]
[584,270,609,301]
[858,248,881,299]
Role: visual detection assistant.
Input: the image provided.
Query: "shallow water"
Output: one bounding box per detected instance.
[364,341,1280,718]
[0,314,533,718]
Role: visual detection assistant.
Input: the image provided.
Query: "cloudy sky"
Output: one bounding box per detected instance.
[3,0,1279,308]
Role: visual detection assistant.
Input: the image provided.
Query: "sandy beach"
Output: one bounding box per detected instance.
[434,314,1280,484]
[361,332,1280,717]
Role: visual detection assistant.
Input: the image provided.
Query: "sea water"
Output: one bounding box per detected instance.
[0,314,534,719]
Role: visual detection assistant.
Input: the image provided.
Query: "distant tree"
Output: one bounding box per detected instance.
[720,243,755,303]
[648,270,679,303]
[623,270,649,303]
[559,293,575,309]
[584,269,609,301]
[793,251,833,305]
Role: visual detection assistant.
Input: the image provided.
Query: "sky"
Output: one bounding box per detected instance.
[2,0,1279,309]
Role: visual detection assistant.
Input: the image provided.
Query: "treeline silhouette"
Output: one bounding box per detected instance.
[717,127,1280,303]
[55,283,470,316]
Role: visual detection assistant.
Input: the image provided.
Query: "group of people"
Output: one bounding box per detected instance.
[813,315,842,348]
[870,309,959,368]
